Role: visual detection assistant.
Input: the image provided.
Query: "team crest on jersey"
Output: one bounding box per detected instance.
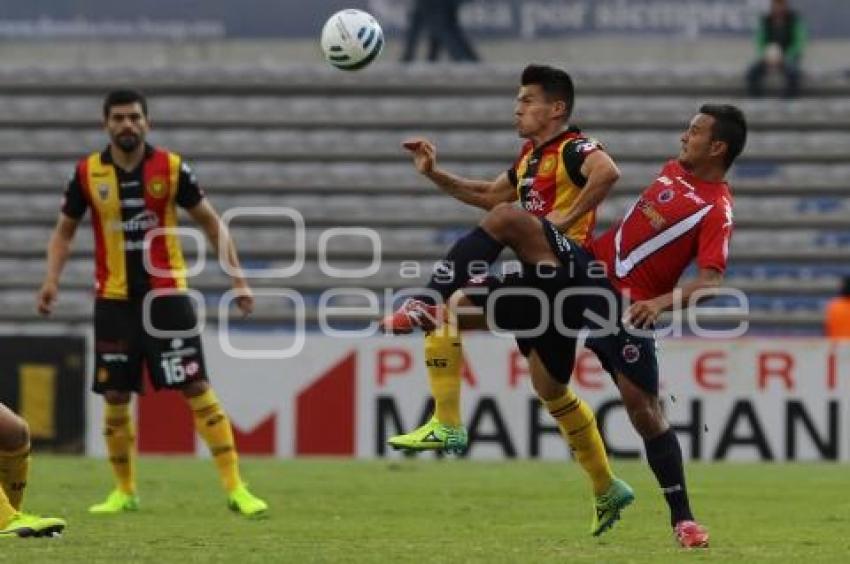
[147,177,168,198]
[97,183,111,200]
[657,189,675,204]
[539,154,557,176]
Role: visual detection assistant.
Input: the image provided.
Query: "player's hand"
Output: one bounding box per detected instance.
[36,281,58,316]
[232,279,254,317]
[402,137,436,175]
[624,299,662,329]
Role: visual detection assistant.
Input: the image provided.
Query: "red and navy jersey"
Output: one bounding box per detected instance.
[62,144,205,299]
[507,126,603,245]
[589,160,733,301]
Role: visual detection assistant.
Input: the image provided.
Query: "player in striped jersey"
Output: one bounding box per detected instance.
[384,65,633,535]
[384,104,747,547]
[37,89,267,518]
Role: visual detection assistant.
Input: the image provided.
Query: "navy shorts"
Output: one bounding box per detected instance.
[464,264,583,383]
[540,219,660,396]
[93,295,208,394]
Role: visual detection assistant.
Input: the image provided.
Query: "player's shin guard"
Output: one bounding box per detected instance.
[0,443,29,511]
[644,429,694,527]
[103,402,136,495]
[545,389,613,496]
[189,389,242,493]
[424,329,463,427]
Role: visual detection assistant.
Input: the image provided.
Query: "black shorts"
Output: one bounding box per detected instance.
[540,219,660,396]
[464,262,584,384]
[93,295,208,394]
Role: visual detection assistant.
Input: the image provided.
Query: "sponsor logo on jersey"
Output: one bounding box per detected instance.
[683,191,706,205]
[576,140,599,154]
[523,188,546,213]
[637,200,667,230]
[115,209,159,233]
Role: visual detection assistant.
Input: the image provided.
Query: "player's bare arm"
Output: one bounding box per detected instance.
[187,199,254,316]
[545,150,620,231]
[403,137,516,210]
[624,267,724,328]
[37,212,80,316]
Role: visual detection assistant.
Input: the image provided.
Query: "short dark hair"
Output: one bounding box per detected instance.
[521,64,575,120]
[103,89,148,119]
[699,104,747,169]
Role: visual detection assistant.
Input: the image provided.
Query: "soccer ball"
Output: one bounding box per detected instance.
[320,9,384,71]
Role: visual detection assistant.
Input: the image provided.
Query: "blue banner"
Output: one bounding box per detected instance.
[0,0,845,40]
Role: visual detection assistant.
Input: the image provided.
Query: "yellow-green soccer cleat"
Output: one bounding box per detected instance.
[88,489,140,514]
[591,477,635,537]
[0,513,66,538]
[228,484,268,518]
[387,416,468,454]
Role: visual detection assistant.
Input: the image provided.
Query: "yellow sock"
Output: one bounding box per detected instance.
[424,329,463,427]
[0,443,29,511]
[188,389,242,493]
[103,402,136,495]
[545,388,613,496]
[0,486,17,528]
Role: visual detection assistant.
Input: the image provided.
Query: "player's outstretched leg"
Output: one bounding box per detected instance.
[0,402,66,537]
[381,205,555,334]
[388,327,468,454]
[616,373,708,548]
[184,383,268,518]
[89,397,140,514]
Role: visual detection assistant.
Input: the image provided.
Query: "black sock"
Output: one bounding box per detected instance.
[644,429,694,527]
[422,227,504,304]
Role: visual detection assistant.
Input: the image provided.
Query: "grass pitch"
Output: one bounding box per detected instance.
[6,457,850,563]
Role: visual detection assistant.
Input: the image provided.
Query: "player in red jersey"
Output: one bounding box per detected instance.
[383,104,747,548]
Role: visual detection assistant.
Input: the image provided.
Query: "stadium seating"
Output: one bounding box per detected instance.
[1,63,848,332]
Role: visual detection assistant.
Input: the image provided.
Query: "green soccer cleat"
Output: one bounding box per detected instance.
[591,477,635,537]
[0,513,66,538]
[387,416,468,454]
[228,484,268,518]
[88,489,140,514]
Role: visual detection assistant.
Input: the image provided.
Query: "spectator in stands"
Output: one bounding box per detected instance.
[824,277,850,338]
[746,0,806,98]
[400,0,479,63]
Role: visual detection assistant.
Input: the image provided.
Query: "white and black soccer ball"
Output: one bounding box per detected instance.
[320,9,384,71]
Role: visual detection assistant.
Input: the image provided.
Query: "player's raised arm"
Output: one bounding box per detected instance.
[546,148,620,232]
[403,137,516,210]
[37,212,80,316]
[186,199,254,316]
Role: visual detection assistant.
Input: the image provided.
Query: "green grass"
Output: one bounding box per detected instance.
[6,457,850,563]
